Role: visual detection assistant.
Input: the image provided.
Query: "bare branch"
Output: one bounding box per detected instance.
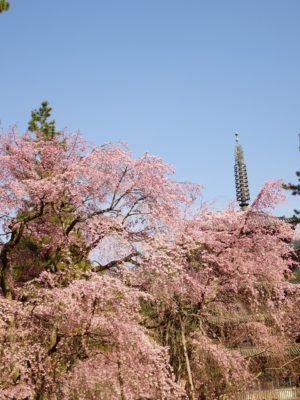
[266,355,300,370]
[110,166,128,208]
[93,252,139,272]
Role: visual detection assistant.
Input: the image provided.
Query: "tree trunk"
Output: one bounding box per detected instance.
[179,316,196,400]
[117,358,126,400]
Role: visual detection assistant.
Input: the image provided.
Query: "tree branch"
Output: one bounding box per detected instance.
[93,252,139,272]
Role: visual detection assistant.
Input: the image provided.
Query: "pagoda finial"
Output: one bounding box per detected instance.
[234,133,250,210]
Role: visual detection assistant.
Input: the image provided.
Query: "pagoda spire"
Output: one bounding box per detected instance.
[234,133,250,210]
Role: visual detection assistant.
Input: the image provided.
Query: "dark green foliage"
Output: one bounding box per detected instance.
[283,137,300,222]
[283,172,300,223]
[0,0,9,13]
[28,101,58,141]
[284,170,300,196]
[9,103,91,284]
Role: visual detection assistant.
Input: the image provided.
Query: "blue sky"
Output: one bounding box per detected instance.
[1,0,300,215]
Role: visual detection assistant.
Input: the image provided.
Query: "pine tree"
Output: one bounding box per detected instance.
[0,0,10,13]
[12,102,88,283]
[28,101,57,141]
[283,179,300,223]
[283,136,300,223]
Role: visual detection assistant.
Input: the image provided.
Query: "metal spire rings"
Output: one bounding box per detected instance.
[234,133,250,210]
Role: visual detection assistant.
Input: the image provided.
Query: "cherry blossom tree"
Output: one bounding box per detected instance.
[0,102,196,399]
[0,102,198,298]
[0,273,183,399]
[132,181,299,399]
[0,104,299,400]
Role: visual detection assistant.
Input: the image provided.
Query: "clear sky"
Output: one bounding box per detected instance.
[1,0,300,215]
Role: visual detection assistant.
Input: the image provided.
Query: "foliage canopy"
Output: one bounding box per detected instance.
[0,104,299,399]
